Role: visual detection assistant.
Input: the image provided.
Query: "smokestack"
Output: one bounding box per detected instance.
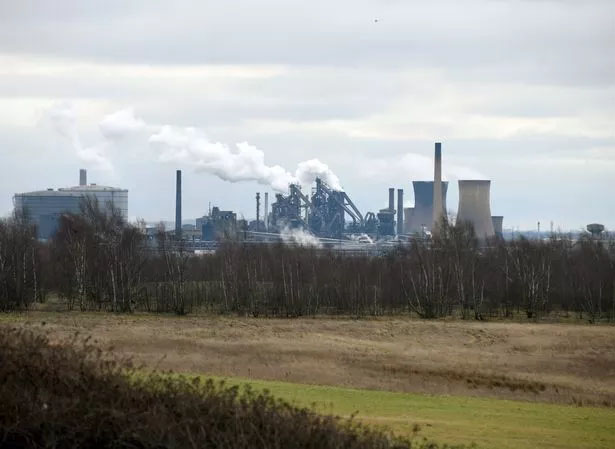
[388,188,395,211]
[432,142,443,233]
[256,192,261,230]
[79,169,87,186]
[175,170,182,239]
[264,192,269,231]
[397,189,404,235]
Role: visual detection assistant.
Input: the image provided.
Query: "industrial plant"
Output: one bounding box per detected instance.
[10,142,514,245]
[17,141,609,248]
[165,142,506,249]
[13,169,128,239]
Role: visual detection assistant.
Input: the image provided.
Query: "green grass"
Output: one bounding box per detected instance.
[199,375,614,449]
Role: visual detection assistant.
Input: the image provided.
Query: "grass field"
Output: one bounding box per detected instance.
[3,311,615,448]
[205,375,615,449]
[6,311,614,406]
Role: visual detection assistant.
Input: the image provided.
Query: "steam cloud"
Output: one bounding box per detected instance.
[46,104,343,192]
[149,126,295,192]
[280,226,322,248]
[46,102,114,172]
[147,124,342,193]
[99,108,147,140]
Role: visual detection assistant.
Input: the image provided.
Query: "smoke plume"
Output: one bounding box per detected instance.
[46,102,114,172]
[148,124,342,193]
[280,226,322,248]
[99,108,147,140]
[295,159,341,191]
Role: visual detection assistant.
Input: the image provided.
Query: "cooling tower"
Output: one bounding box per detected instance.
[407,181,448,233]
[175,170,182,239]
[432,142,443,232]
[492,216,503,237]
[397,189,404,235]
[457,180,495,238]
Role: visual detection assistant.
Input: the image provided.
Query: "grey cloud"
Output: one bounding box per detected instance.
[0,1,612,85]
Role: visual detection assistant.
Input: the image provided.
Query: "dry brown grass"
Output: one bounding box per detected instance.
[7,312,615,407]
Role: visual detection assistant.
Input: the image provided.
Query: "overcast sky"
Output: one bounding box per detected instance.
[1,0,613,230]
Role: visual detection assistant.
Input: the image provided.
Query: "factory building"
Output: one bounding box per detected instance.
[199,207,237,241]
[13,169,128,239]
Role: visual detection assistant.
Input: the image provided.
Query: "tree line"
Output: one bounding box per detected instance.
[1,201,614,322]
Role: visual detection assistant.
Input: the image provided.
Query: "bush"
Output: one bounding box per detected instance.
[0,326,430,449]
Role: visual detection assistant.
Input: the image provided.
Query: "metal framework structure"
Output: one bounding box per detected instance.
[270,177,368,239]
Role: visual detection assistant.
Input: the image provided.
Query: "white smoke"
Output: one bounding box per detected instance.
[149,126,296,192]
[148,124,342,193]
[280,226,323,248]
[99,108,147,140]
[70,107,344,192]
[46,102,114,172]
[349,233,374,244]
[295,159,342,191]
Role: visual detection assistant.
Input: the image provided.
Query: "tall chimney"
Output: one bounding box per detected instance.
[175,170,182,239]
[79,169,87,186]
[388,188,395,211]
[256,192,261,230]
[432,142,443,233]
[264,192,269,231]
[397,189,404,235]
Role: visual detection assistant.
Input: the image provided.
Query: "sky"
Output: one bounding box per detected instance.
[0,0,613,230]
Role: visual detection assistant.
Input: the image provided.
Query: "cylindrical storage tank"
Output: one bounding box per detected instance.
[492,216,503,237]
[457,180,495,238]
[407,181,448,233]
